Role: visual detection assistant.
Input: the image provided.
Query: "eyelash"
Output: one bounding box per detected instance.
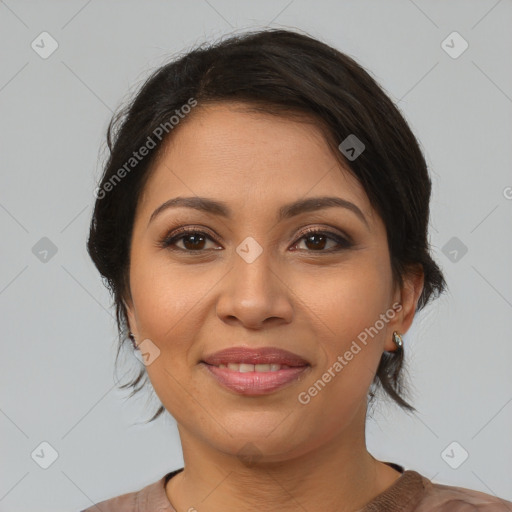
[158,226,353,254]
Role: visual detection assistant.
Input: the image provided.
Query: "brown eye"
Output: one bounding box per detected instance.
[178,233,208,251]
[160,229,219,252]
[292,229,352,252]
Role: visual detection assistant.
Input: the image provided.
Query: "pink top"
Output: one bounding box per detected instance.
[80,463,512,511]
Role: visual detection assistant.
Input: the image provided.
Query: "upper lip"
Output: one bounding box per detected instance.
[202,347,310,367]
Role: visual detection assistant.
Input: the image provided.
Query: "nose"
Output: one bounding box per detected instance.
[215,245,294,330]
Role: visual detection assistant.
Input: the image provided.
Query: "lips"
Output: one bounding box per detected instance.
[202,363,310,395]
[201,346,310,368]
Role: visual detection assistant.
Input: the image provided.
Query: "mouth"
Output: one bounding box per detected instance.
[200,346,311,395]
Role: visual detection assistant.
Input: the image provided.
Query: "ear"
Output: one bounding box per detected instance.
[383,264,425,352]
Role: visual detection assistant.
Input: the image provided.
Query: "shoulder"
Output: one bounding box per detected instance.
[415,473,512,511]
[79,469,182,512]
[79,487,138,512]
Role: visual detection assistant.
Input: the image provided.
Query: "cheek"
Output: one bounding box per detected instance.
[129,252,215,341]
[129,264,205,417]
[128,254,226,403]
[295,260,391,395]
[296,257,391,341]
[292,271,388,440]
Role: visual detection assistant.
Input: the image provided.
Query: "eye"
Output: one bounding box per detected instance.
[291,228,352,252]
[159,227,220,252]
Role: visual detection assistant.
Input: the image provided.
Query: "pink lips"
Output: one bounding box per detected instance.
[201,346,310,395]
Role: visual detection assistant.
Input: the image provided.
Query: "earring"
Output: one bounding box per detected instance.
[129,331,138,350]
[392,331,403,350]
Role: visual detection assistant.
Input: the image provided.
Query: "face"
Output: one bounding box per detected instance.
[125,102,422,462]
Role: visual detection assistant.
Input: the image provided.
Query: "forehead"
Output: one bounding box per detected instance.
[137,103,374,223]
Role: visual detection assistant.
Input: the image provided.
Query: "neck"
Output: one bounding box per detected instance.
[165,407,402,512]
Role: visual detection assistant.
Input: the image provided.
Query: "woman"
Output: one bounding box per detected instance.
[83,28,511,511]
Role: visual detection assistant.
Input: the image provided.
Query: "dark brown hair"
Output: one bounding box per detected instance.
[87,28,447,422]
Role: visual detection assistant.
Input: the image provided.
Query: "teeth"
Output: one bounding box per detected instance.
[217,363,290,372]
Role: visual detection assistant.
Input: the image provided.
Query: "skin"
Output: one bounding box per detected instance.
[124,102,424,512]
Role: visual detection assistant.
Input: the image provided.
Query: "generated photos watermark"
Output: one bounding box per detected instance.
[94,97,198,200]
[297,302,402,405]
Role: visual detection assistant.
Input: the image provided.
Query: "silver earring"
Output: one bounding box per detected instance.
[392,331,403,350]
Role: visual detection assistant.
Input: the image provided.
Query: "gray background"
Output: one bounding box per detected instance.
[1,1,511,510]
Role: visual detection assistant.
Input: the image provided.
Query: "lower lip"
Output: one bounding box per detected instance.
[201,363,310,395]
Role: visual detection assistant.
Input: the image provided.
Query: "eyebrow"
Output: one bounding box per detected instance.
[148,195,369,228]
